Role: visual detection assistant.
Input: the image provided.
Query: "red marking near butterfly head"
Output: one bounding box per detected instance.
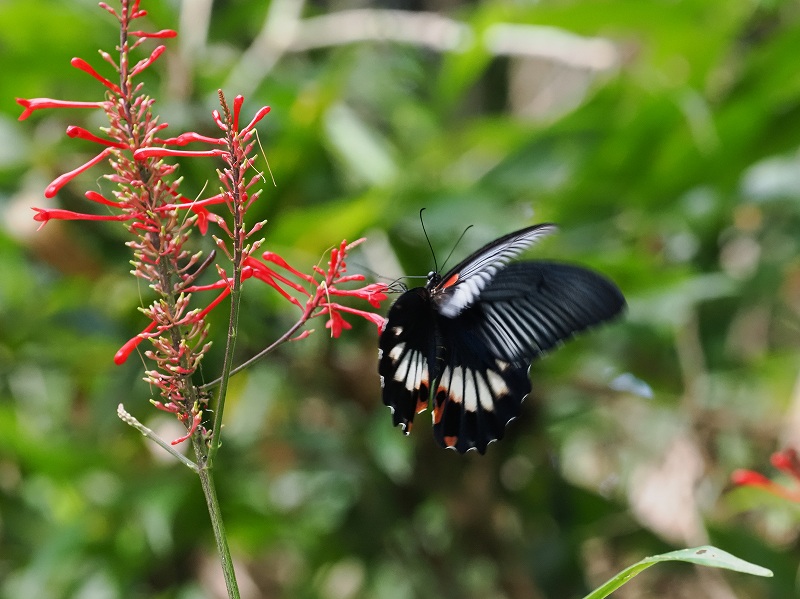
[442,272,459,288]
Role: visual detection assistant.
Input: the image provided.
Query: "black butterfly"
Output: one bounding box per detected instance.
[378,224,625,454]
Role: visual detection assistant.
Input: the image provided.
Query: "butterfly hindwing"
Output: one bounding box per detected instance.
[431,310,532,454]
[378,287,439,434]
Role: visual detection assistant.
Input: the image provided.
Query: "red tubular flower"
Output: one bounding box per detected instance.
[45,148,115,198]
[130,29,177,39]
[84,191,121,207]
[161,132,225,146]
[323,303,387,335]
[134,147,228,159]
[130,44,166,77]
[771,447,800,479]
[242,106,272,136]
[246,239,389,337]
[171,410,203,445]
[32,207,131,230]
[114,320,158,365]
[67,126,128,148]
[16,98,105,121]
[70,57,122,94]
[731,448,800,502]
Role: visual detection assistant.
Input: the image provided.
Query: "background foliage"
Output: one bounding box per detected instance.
[2,0,800,597]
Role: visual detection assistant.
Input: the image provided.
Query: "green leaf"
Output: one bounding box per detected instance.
[583,546,773,599]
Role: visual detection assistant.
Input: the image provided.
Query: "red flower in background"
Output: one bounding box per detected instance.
[731,448,800,502]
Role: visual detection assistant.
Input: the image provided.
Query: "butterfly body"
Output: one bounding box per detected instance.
[379,224,625,454]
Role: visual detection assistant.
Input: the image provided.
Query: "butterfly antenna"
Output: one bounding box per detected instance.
[419,208,438,273]
[440,224,474,272]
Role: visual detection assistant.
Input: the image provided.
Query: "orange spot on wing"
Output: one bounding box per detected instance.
[444,435,458,448]
[415,398,428,414]
[442,273,459,288]
[433,389,448,424]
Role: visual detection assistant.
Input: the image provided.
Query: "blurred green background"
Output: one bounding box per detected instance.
[2,0,800,597]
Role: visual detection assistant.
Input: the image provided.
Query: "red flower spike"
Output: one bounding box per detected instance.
[70,57,122,94]
[67,125,127,148]
[16,97,105,121]
[45,147,114,197]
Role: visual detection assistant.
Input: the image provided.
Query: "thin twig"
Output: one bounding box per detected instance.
[199,316,308,390]
[117,403,200,472]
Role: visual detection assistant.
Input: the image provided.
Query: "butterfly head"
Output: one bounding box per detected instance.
[426,270,441,288]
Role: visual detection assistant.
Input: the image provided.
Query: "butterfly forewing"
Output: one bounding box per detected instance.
[432,224,557,318]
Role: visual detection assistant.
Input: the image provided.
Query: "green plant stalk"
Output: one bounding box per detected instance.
[195,93,250,598]
[207,95,246,466]
[194,435,240,599]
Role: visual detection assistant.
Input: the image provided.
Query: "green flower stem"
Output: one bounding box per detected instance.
[207,92,245,466]
[194,436,240,599]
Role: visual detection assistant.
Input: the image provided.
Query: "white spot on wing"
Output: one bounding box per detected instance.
[486,370,508,398]
[463,371,478,412]
[389,342,405,363]
[393,351,411,384]
[405,351,422,392]
[449,367,463,404]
